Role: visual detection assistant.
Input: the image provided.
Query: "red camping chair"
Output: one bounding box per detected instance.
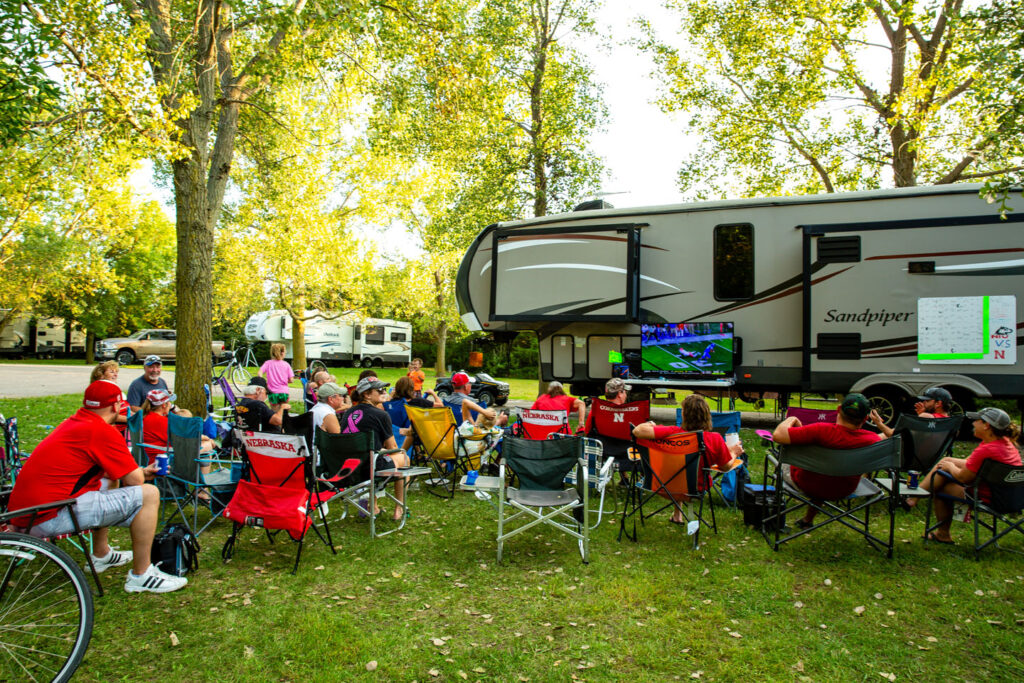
[586,398,651,480]
[786,406,837,426]
[517,409,570,440]
[221,431,335,573]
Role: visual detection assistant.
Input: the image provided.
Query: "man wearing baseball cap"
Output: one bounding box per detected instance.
[772,393,889,529]
[909,408,1022,538]
[447,372,503,427]
[7,381,187,593]
[914,387,953,418]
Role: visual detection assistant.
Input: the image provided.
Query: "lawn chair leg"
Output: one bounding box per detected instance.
[292,538,304,575]
[67,507,104,596]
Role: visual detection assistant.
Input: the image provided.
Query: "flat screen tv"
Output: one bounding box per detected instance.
[640,322,735,380]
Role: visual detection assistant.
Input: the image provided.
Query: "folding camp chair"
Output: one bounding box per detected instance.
[516,409,570,440]
[282,410,314,455]
[211,376,240,421]
[587,398,650,485]
[158,412,236,536]
[554,434,616,529]
[786,407,838,425]
[0,490,106,595]
[1,415,25,484]
[762,436,902,557]
[383,398,410,444]
[923,460,1024,558]
[675,409,746,509]
[874,415,962,499]
[314,429,429,538]
[406,405,485,498]
[221,431,335,573]
[618,430,720,549]
[675,409,741,435]
[495,436,590,563]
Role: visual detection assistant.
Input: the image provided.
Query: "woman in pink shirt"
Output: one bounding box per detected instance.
[258,343,296,408]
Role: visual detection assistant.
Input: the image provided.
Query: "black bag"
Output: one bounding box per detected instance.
[151,524,200,576]
[742,484,786,532]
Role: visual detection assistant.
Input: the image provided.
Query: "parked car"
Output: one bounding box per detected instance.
[95,329,227,365]
[434,371,510,407]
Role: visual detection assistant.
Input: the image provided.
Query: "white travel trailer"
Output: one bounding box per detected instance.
[0,312,87,358]
[244,310,412,367]
[455,184,1023,419]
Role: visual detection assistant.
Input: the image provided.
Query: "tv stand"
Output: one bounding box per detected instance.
[628,377,735,390]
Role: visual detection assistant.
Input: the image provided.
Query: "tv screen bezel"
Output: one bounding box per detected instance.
[640,321,736,381]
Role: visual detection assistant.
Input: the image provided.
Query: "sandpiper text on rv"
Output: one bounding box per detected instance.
[824,309,914,327]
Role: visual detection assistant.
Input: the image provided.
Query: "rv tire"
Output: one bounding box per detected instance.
[864,387,905,427]
[361,357,373,368]
[351,358,361,368]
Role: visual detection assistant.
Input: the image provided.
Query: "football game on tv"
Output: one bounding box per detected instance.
[640,322,735,379]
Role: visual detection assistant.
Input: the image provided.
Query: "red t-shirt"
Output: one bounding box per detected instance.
[9,409,138,525]
[651,426,735,489]
[785,422,880,500]
[965,438,1023,502]
[532,394,576,414]
[142,411,169,465]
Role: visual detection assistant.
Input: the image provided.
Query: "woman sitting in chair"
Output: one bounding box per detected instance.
[633,394,744,525]
[142,389,215,498]
[913,407,1022,543]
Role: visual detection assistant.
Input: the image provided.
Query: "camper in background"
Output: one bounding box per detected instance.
[0,312,86,359]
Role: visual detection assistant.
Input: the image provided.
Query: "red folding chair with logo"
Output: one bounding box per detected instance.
[221,431,335,573]
[586,398,651,485]
[516,409,570,440]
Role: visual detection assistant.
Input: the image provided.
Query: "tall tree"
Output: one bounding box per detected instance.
[645,0,1024,197]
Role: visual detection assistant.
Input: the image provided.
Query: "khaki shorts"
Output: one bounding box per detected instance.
[30,487,143,538]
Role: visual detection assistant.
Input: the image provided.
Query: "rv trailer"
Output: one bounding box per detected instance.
[244,310,412,368]
[0,312,86,358]
[455,184,1023,419]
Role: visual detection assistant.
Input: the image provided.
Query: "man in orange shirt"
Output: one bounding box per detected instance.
[407,358,427,397]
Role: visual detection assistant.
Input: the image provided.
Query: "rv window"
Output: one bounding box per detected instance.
[714,224,754,300]
[390,332,407,342]
[364,326,384,345]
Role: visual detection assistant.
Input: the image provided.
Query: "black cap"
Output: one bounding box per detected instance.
[248,376,268,389]
[916,387,952,405]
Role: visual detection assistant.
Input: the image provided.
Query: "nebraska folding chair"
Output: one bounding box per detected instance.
[496,436,590,564]
[618,430,719,549]
[587,398,650,485]
[221,431,335,573]
[515,408,570,440]
[763,436,902,557]
[875,415,962,499]
[924,460,1024,558]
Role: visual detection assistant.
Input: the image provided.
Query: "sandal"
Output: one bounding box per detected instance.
[923,532,954,545]
[795,519,813,530]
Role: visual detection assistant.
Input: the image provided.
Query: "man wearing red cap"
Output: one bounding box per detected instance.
[447,372,503,427]
[8,380,187,593]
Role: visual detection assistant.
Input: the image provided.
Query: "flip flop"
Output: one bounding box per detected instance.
[669,518,686,526]
[923,532,954,545]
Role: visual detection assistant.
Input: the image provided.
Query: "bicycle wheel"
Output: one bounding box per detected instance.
[0,532,94,683]
[230,363,253,393]
[308,360,327,379]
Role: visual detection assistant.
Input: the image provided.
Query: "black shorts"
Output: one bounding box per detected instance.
[375,454,395,471]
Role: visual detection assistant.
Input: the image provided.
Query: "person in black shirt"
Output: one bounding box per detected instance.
[235,377,289,433]
[336,377,411,520]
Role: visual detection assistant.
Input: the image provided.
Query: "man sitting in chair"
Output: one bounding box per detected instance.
[235,377,289,433]
[771,393,886,529]
[8,381,187,593]
[447,372,507,429]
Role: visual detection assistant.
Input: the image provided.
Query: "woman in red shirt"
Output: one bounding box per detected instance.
[916,407,1022,543]
[532,381,586,430]
[633,394,743,524]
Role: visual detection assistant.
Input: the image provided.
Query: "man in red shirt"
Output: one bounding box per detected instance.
[772,393,885,528]
[913,387,952,418]
[531,381,586,430]
[8,381,187,593]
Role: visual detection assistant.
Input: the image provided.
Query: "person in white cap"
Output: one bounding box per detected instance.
[8,381,187,593]
[142,389,215,464]
[911,407,1022,542]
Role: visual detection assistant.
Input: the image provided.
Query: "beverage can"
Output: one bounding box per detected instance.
[156,453,169,476]
[907,470,920,489]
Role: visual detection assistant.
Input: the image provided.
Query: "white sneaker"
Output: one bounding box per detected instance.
[91,549,133,573]
[124,564,188,594]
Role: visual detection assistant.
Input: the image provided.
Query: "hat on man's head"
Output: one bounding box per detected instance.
[146,389,176,407]
[916,387,952,405]
[451,372,470,388]
[605,377,631,394]
[83,380,123,409]
[966,407,1011,431]
[839,393,872,421]
[248,376,268,389]
[355,377,389,395]
[143,355,162,366]
[317,382,345,400]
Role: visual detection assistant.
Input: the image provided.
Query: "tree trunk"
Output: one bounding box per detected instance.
[291,315,306,372]
[434,321,448,376]
[85,330,95,364]
[172,157,214,418]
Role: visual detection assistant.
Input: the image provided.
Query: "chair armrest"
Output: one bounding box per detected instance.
[599,457,616,478]
[0,497,79,525]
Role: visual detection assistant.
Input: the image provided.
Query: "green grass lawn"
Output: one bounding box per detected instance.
[4,394,1024,681]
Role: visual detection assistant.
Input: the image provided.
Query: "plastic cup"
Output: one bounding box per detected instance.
[725,433,740,447]
[155,453,169,476]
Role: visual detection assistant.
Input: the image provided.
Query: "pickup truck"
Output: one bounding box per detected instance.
[96,329,227,365]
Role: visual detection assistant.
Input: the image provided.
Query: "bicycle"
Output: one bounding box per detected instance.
[0,532,94,682]
[212,344,257,393]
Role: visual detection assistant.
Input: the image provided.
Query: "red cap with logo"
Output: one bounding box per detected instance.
[83,380,123,409]
[451,372,470,388]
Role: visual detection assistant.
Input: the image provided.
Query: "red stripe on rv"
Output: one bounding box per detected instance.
[864,247,1024,260]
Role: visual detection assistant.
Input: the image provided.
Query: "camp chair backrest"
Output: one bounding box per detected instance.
[636,430,705,498]
[241,432,309,490]
[444,400,478,425]
[167,412,204,481]
[383,399,411,429]
[126,409,146,466]
[779,436,902,479]
[503,436,581,491]
[282,410,314,453]
[786,407,837,425]
[892,414,962,472]
[519,409,569,440]
[589,398,649,441]
[405,405,457,460]
[674,410,742,435]
[977,460,1024,514]
[314,429,372,485]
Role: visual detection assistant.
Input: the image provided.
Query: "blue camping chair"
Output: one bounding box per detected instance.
[383,398,410,443]
[676,409,746,508]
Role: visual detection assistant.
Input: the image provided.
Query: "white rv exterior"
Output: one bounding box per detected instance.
[455,184,1023,415]
[0,312,86,358]
[244,310,412,367]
